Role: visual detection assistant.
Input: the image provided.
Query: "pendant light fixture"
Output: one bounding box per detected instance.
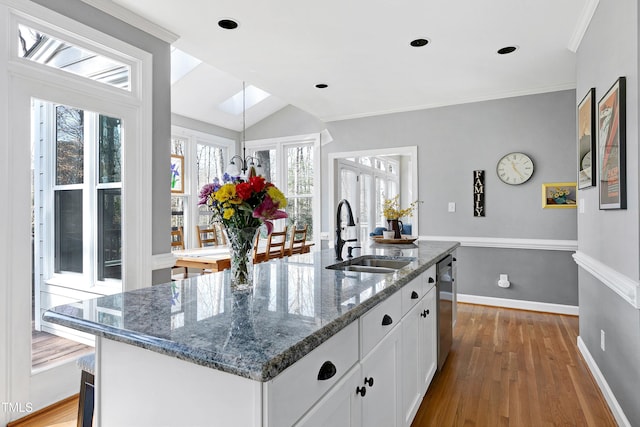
[227,81,263,177]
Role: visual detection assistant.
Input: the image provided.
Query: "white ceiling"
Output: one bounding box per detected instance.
[111,0,592,130]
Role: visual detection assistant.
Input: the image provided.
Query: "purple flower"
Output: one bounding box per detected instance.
[198,183,217,205]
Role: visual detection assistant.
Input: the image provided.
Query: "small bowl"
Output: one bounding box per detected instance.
[382,231,395,239]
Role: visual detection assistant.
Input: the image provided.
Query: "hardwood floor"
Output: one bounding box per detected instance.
[32,329,93,371]
[7,395,77,427]
[15,304,616,426]
[412,303,617,426]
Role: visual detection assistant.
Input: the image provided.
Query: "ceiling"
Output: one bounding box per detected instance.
[111,0,592,131]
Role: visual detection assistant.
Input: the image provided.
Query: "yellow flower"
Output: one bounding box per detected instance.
[223,208,235,220]
[267,186,287,208]
[215,184,236,203]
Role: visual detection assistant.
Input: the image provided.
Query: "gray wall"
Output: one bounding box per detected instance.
[575,0,640,425]
[250,90,579,306]
[33,0,172,258]
[325,90,578,240]
[173,113,239,141]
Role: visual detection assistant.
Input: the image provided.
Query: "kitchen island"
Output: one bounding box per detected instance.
[44,241,458,427]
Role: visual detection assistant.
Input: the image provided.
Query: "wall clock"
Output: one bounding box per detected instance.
[496,152,534,185]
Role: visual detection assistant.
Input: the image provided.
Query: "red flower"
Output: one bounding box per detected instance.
[249,176,266,193]
[235,182,253,200]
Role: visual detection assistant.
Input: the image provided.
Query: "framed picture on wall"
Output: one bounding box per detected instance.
[171,155,184,194]
[542,182,577,209]
[578,88,596,189]
[598,77,626,209]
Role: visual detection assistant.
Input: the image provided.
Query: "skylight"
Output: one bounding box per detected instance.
[170,47,202,84]
[218,85,271,115]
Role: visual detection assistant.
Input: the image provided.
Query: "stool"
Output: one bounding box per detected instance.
[76,353,95,427]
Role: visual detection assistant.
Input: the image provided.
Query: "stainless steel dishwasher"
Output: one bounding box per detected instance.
[436,254,453,371]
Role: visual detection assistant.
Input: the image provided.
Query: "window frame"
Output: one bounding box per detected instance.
[171,125,234,249]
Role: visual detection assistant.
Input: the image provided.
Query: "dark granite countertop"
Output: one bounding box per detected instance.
[43,241,458,382]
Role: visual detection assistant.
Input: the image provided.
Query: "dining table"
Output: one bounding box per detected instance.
[173,242,314,274]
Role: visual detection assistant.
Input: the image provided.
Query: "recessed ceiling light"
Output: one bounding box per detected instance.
[218,19,239,30]
[497,46,518,55]
[410,38,430,47]
[315,83,328,89]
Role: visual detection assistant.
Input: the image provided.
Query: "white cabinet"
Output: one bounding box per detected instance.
[418,286,437,394]
[400,267,437,427]
[360,325,401,427]
[295,364,362,427]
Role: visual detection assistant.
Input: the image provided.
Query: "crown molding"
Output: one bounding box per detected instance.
[79,0,179,43]
[567,0,600,52]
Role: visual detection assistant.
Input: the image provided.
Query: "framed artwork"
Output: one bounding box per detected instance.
[598,77,626,209]
[542,182,577,209]
[578,88,596,189]
[170,155,184,194]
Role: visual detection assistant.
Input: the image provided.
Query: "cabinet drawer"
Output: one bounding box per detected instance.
[401,276,424,317]
[423,265,436,292]
[360,290,401,357]
[266,321,359,427]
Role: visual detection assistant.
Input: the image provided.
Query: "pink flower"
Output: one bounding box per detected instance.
[252,195,288,234]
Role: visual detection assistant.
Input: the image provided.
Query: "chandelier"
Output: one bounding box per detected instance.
[226,81,263,177]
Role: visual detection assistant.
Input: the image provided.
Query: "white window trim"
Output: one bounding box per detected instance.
[245,133,321,249]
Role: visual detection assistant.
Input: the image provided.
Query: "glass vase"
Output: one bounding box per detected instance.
[226,225,260,290]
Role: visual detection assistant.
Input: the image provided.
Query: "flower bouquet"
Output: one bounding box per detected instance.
[199,173,287,288]
[382,195,421,238]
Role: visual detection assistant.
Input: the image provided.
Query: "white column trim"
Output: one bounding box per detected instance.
[421,235,578,251]
[572,251,639,310]
[577,337,632,427]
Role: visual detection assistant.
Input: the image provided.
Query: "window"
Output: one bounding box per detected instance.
[171,127,233,248]
[18,24,131,90]
[246,135,320,244]
[44,102,122,285]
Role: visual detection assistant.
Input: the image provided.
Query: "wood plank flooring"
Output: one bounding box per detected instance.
[32,328,93,371]
[412,303,617,426]
[14,304,616,426]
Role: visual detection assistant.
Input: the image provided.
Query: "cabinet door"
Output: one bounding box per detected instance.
[419,287,437,394]
[360,325,401,427]
[400,299,424,426]
[295,365,361,427]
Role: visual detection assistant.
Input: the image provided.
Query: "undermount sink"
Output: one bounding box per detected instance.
[326,255,415,274]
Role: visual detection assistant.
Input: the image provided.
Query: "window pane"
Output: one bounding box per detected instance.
[98,115,121,183]
[254,149,277,183]
[171,196,184,229]
[286,145,313,196]
[18,24,131,90]
[286,197,313,240]
[197,144,225,189]
[55,190,83,273]
[171,137,185,156]
[98,189,121,280]
[56,105,84,185]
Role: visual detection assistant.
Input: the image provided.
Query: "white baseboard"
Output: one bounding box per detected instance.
[458,293,579,315]
[577,336,631,427]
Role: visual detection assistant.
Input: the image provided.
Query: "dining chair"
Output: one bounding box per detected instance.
[170,227,187,279]
[196,225,219,247]
[287,224,308,255]
[265,227,288,260]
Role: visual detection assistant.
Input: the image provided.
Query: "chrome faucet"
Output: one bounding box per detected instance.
[335,199,357,260]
